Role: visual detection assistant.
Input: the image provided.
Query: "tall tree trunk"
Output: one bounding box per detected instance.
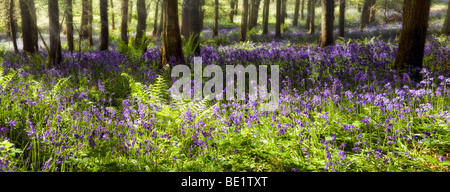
[275,0,281,38]
[301,0,305,20]
[229,0,237,23]
[129,0,133,24]
[394,0,431,82]
[306,0,311,31]
[240,0,249,42]
[9,0,18,53]
[309,0,315,34]
[248,0,261,30]
[161,0,185,67]
[152,0,160,36]
[441,0,450,35]
[213,0,219,37]
[121,0,129,44]
[111,0,115,30]
[157,2,163,36]
[136,0,147,45]
[360,0,371,30]
[19,0,35,53]
[5,0,11,38]
[320,0,334,48]
[99,0,109,51]
[181,0,191,39]
[338,0,345,38]
[262,0,270,34]
[369,0,376,24]
[88,0,94,47]
[293,0,300,27]
[190,0,201,54]
[199,0,205,31]
[66,0,74,52]
[81,0,89,39]
[281,0,287,24]
[30,0,38,52]
[49,0,62,66]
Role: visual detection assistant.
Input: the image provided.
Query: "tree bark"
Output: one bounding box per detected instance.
[320,0,334,48]
[213,0,219,37]
[111,0,115,30]
[161,0,185,67]
[136,0,147,45]
[301,0,305,20]
[293,0,300,27]
[229,0,238,23]
[338,0,345,38]
[9,0,18,53]
[240,0,249,42]
[88,0,94,47]
[121,0,129,44]
[157,2,163,36]
[129,0,133,24]
[152,0,160,36]
[66,0,74,52]
[369,0,377,24]
[190,0,201,54]
[441,0,450,35]
[281,0,287,24]
[19,0,36,53]
[81,0,89,39]
[248,0,261,30]
[262,0,270,34]
[49,0,62,66]
[30,0,38,52]
[181,0,190,39]
[309,0,315,34]
[360,0,375,30]
[100,0,109,51]
[275,0,281,38]
[306,0,311,31]
[394,0,431,82]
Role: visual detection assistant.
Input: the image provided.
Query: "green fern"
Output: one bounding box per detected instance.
[0,57,17,92]
[121,73,168,106]
[51,76,72,99]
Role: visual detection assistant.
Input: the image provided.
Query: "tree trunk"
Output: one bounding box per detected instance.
[190,0,201,54]
[338,0,345,38]
[293,0,300,27]
[81,0,89,39]
[309,0,315,34]
[248,0,261,30]
[200,0,205,31]
[230,0,237,23]
[213,0,219,37]
[441,0,450,35]
[49,0,62,66]
[100,0,109,51]
[275,0,281,38]
[88,0,94,47]
[30,0,38,52]
[111,0,115,30]
[157,2,163,36]
[369,0,376,24]
[301,0,305,20]
[240,0,249,42]
[161,0,185,67]
[121,0,129,44]
[129,0,133,24]
[181,0,191,39]
[19,0,36,53]
[306,0,311,31]
[360,0,371,30]
[9,0,18,53]
[136,0,147,45]
[262,0,270,34]
[152,0,159,36]
[281,0,287,24]
[320,0,334,48]
[394,0,431,82]
[66,0,74,52]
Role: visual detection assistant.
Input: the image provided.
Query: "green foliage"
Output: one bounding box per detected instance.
[121,73,168,105]
[184,34,200,58]
[0,57,17,92]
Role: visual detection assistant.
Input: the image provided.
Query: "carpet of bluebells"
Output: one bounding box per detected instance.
[1,23,450,172]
